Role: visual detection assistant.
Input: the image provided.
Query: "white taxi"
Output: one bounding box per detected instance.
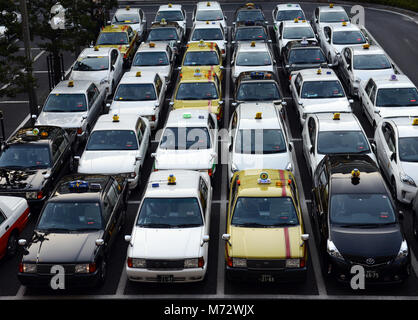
[227,102,293,182]
[312,4,350,34]
[289,68,353,125]
[125,170,212,283]
[302,112,376,176]
[231,41,275,82]
[319,22,368,66]
[77,113,150,189]
[154,3,187,34]
[272,3,306,31]
[189,21,227,58]
[276,19,316,56]
[152,109,218,177]
[359,74,418,128]
[70,46,124,97]
[193,1,227,31]
[109,71,167,130]
[338,44,395,96]
[110,6,147,39]
[130,42,174,84]
[375,117,418,204]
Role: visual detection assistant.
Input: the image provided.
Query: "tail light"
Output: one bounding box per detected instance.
[300,258,305,268]
[127,258,133,268]
[198,257,204,268]
[289,75,292,81]
[89,263,97,273]
[124,53,128,59]
[222,49,225,54]
[208,169,213,177]
[151,115,156,121]
[225,244,233,267]
[217,113,221,121]
[19,263,23,273]
[36,191,43,200]
[76,127,83,135]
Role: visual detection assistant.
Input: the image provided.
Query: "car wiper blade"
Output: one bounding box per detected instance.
[176,224,202,228]
[235,222,266,227]
[38,228,74,232]
[270,222,297,227]
[139,223,174,228]
[74,228,101,232]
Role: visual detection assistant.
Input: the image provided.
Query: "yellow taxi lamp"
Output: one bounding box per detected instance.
[317,68,322,75]
[112,114,120,122]
[329,3,334,8]
[351,168,360,178]
[412,118,418,126]
[255,112,262,119]
[250,41,256,47]
[294,18,299,23]
[149,42,155,48]
[68,80,74,87]
[198,39,205,46]
[168,174,176,185]
[161,18,167,25]
[136,71,142,77]
[342,21,347,26]
[333,113,341,120]
[207,2,211,6]
[168,3,173,8]
[94,46,99,51]
[363,44,370,49]
[126,6,130,10]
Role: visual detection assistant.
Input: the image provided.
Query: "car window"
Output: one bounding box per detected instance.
[199,177,209,218]
[0,211,6,225]
[308,117,316,146]
[51,135,66,163]
[103,194,114,224]
[111,49,119,65]
[369,83,377,104]
[155,75,162,97]
[295,73,302,95]
[87,84,99,107]
[364,79,374,96]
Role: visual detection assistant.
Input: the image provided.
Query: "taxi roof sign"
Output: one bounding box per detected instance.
[113,114,120,122]
[258,172,271,184]
[351,168,360,178]
[68,180,89,190]
[412,118,418,126]
[329,3,334,8]
[183,113,192,119]
[317,68,322,75]
[136,71,142,77]
[168,174,176,185]
[250,41,256,47]
[207,1,211,6]
[149,42,156,48]
[255,112,262,119]
[333,113,341,120]
[68,80,74,87]
[363,43,370,49]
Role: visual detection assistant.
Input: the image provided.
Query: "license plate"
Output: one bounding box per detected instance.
[157,275,174,283]
[365,270,379,279]
[260,274,275,283]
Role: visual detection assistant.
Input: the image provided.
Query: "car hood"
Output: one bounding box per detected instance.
[331,225,402,260]
[110,101,157,116]
[130,227,204,259]
[23,231,103,264]
[377,107,418,119]
[0,169,49,191]
[173,100,221,114]
[78,150,138,174]
[232,152,290,171]
[301,98,351,113]
[155,149,215,170]
[229,225,304,259]
[36,111,86,129]
[353,68,394,82]
[130,66,170,79]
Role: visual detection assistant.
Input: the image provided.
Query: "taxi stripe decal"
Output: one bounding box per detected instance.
[284,227,291,259]
[208,99,213,113]
[279,170,287,197]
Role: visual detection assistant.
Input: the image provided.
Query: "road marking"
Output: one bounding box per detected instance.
[0,100,29,104]
[15,286,26,298]
[116,267,128,296]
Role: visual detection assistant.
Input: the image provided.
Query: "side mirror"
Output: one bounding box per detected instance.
[231,102,237,107]
[177,66,182,71]
[298,100,303,106]
[219,100,224,105]
[135,156,142,162]
[309,145,314,154]
[371,141,377,153]
[288,142,293,152]
[169,101,174,106]
[201,235,210,246]
[348,99,354,104]
[111,65,115,71]
[18,239,27,246]
[228,144,233,152]
[151,152,156,158]
[327,63,333,68]
[301,234,309,241]
[124,235,132,243]
[95,239,104,246]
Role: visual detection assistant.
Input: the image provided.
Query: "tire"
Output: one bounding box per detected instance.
[6,231,18,258]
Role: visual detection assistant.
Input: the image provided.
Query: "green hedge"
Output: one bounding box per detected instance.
[351,0,418,12]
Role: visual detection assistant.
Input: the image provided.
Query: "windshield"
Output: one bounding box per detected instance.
[112,13,140,24]
[147,28,178,41]
[301,80,345,99]
[289,48,326,64]
[43,93,87,112]
[191,28,223,41]
[333,31,366,45]
[160,127,211,150]
[137,198,203,228]
[235,27,267,41]
[236,82,281,101]
[399,137,418,162]
[330,194,396,226]
[236,52,272,66]
[114,83,157,101]
[196,10,224,21]
[236,10,264,22]
[276,10,305,21]
[176,82,218,100]
[320,11,349,23]
[0,144,51,169]
[317,131,370,154]
[183,51,219,66]
[376,88,418,107]
[86,130,138,151]
[232,197,299,227]
[353,54,392,70]
[37,202,102,231]
[133,52,169,66]
[155,10,184,21]
[97,32,128,45]
[73,56,109,71]
[235,129,286,154]
[283,26,315,39]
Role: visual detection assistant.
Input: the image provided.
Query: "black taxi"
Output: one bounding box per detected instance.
[0,126,75,210]
[233,71,284,106]
[311,154,410,284]
[232,3,267,33]
[17,174,128,288]
[231,21,271,52]
[282,39,329,77]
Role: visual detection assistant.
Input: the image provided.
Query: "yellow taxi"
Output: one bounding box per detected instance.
[222,169,309,283]
[170,68,223,121]
[96,24,139,67]
[180,40,224,81]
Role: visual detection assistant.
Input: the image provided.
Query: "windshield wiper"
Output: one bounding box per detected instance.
[235,222,266,227]
[176,223,202,228]
[38,227,74,232]
[139,223,174,228]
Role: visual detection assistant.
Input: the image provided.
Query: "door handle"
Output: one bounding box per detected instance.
[5,225,9,231]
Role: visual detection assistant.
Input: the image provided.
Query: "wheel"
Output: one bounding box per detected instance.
[6,232,18,258]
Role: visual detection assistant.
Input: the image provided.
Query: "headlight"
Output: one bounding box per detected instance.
[21,263,37,273]
[286,162,293,172]
[327,240,344,260]
[128,258,146,268]
[400,173,416,187]
[26,191,43,200]
[232,258,247,268]
[286,259,300,268]
[122,172,136,179]
[75,263,96,273]
[395,240,408,261]
[184,257,204,268]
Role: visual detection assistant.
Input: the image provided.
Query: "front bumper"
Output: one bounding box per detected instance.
[397,182,417,204]
[126,266,207,283]
[17,270,101,289]
[225,265,307,283]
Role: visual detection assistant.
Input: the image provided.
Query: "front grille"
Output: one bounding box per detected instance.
[247,259,286,270]
[146,260,184,270]
[36,264,76,275]
[343,255,394,267]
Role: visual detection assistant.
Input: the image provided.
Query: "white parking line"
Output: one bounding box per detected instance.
[0,101,29,104]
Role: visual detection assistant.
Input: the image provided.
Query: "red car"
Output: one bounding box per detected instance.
[0,196,30,259]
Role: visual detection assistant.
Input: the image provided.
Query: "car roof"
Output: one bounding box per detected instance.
[331,23,362,32]
[297,68,338,81]
[351,44,386,55]
[119,71,158,84]
[158,4,183,11]
[372,74,415,88]
[386,117,418,138]
[101,24,130,33]
[276,3,303,11]
[282,20,312,28]
[237,103,282,130]
[234,169,295,198]
[79,46,113,57]
[318,5,346,12]
[8,126,64,144]
[165,108,211,127]
[237,41,269,52]
[137,41,169,52]
[186,41,220,52]
[314,112,363,132]
[196,1,222,10]
[92,113,141,132]
[145,170,202,198]
[193,21,223,29]
[50,80,92,94]
[115,7,141,15]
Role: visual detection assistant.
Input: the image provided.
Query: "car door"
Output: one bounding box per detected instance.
[110,49,123,86]
[50,133,70,184]
[102,184,119,250]
[86,84,101,127]
[361,79,375,120]
[321,26,332,58]
[155,74,165,114]
[368,82,378,124]
[305,116,317,175]
[208,113,218,169]
[136,117,149,171]
[291,73,303,112]
[339,48,352,85]
[228,110,238,180]
[199,176,211,258]
[380,122,397,179]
